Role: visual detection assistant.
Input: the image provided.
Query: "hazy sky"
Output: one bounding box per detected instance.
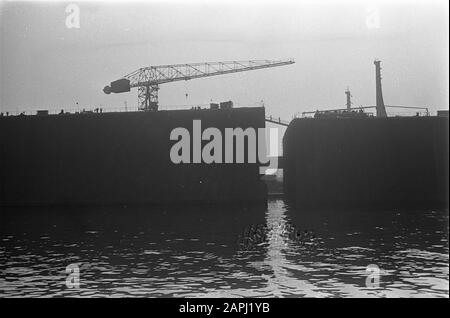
[0,0,448,119]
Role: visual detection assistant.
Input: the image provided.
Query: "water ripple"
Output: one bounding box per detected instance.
[0,201,448,297]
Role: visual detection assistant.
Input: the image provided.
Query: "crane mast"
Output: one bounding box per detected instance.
[103,59,295,111]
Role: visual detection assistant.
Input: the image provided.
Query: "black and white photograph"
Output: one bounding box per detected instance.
[0,0,448,301]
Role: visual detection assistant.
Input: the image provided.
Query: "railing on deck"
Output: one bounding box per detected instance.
[300,105,429,118]
[265,116,290,126]
[0,103,264,117]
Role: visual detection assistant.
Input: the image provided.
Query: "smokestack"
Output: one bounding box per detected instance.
[345,88,352,111]
[374,60,388,117]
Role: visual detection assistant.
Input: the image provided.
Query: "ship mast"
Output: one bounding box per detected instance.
[345,87,352,111]
[374,60,388,117]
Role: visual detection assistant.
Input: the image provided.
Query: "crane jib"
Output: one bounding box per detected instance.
[103,59,295,111]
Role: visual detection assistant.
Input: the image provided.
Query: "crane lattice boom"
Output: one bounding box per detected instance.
[103,59,294,111]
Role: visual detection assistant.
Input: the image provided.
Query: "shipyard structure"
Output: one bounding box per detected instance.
[0,59,448,209]
[284,60,449,209]
[1,60,296,206]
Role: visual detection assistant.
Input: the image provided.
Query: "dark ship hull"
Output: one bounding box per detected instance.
[283,116,449,210]
[0,107,267,206]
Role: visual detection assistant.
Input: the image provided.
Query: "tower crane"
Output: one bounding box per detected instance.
[103,59,295,111]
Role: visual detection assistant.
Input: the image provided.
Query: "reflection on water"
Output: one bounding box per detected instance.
[0,199,448,297]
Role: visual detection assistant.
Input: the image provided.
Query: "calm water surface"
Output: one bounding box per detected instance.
[0,199,448,297]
